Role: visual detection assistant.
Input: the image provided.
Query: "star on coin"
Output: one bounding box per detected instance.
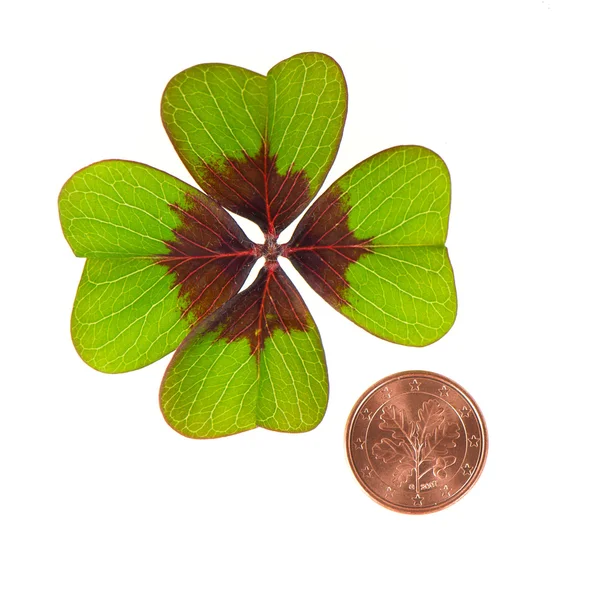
[354,437,365,450]
[438,385,449,397]
[362,465,374,478]
[409,379,421,391]
[360,407,373,421]
[460,406,471,418]
[468,435,480,447]
[461,463,474,476]
[441,485,452,498]
[385,486,394,499]
[413,494,423,506]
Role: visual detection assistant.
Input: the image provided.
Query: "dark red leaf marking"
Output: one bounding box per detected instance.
[155,192,257,324]
[197,262,310,356]
[197,144,311,234]
[167,192,252,256]
[286,185,372,308]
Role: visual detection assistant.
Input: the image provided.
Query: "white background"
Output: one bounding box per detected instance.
[1,1,598,598]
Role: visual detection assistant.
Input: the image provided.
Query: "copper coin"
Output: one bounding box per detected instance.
[346,371,487,514]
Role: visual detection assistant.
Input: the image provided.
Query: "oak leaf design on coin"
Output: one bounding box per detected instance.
[372,399,460,494]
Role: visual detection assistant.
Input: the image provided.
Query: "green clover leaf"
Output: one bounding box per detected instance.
[59,52,457,438]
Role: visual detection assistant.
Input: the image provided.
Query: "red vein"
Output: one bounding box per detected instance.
[326,224,359,246]
[158,250,255,262]
[194,260,252,322]
[225,154,263,198]
[254,268,274,351]
[272,273,306,330]
[269,170,308,225]
[172,202,233,250]
[312,208,353,246]
[267,167,294,216]
[263,146,274,235]
[312,251,350,287]
[287,244,369,253]
[267,288,290,334]
[170,231,222,254]
[224,296,262,344]
[293,192,341,243]
[199,157,259,213]
[182,257,243,319]
[293,258,347,305]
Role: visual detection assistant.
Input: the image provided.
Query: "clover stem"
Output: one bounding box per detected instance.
[262,232,282,262]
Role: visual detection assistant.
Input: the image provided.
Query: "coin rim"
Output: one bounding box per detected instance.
[345,370,488,515]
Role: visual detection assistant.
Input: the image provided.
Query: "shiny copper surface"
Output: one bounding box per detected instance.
[346,371,487,514]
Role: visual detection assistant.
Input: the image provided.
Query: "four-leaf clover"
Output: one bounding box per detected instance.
[59,52,457,438]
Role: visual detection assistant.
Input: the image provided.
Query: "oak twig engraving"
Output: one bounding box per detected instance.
[372,400,460,493]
